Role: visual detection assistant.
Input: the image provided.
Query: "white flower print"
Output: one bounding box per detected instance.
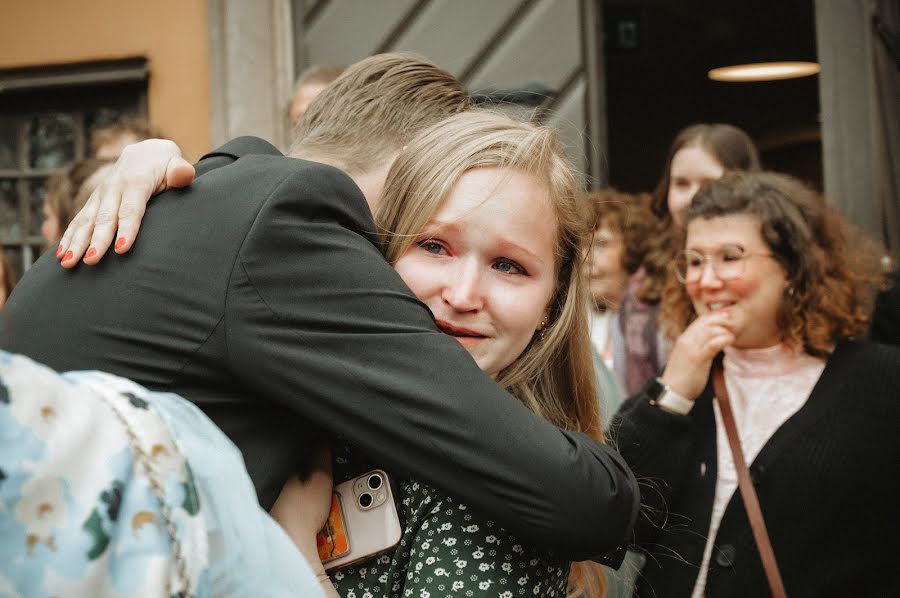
[452,581,464,591]
[441,538,456,547]
[500,592,513,598]
[425,556,436,565]
[517,575,530,586]
[478,580,493,590]
[439,522,452,531]
[418,590,429,598]
[434,568,449,577]
[472,547,484,559]
[462,524,479,533]
[453,558,467,568]
[501,562,513,573]
[486,534,498,544]
[16,476,67,538]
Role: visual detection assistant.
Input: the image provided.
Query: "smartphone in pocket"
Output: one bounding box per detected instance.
[316,469,402,572]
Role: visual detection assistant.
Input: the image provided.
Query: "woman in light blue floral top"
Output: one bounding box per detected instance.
[0,350,322,598]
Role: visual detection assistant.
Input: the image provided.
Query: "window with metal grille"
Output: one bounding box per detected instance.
[0,58,148,282]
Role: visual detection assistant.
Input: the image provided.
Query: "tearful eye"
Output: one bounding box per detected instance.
[418,240,444,254]
[494,259,526,275]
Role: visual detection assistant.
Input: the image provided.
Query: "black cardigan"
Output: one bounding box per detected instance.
[611,341,900,597]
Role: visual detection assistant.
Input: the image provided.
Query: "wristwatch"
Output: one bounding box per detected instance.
[644,377,694,415]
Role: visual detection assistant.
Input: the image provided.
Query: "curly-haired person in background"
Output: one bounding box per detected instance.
[612,171,900,597]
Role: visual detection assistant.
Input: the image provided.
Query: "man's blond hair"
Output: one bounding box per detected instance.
[288,53,472,175]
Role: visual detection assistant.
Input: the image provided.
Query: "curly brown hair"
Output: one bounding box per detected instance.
[585,188,657,276]
[660,171,886,356]
[638,124,761,302]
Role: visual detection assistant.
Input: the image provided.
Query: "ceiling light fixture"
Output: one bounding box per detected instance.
[708,61,821,82]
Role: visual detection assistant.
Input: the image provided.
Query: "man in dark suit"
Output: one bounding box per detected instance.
[3,54,637,561]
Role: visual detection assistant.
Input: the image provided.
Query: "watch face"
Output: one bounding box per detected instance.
[645,377,666,401]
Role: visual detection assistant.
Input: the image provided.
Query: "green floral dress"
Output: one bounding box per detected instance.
[330,442,570,598]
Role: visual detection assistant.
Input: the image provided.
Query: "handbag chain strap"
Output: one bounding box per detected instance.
[712,363,788,598]
[96,390,193,597]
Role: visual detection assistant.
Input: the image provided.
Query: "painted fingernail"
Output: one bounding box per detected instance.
[115,237,126,250]
[62,251,73,261]
[85,247,97,259]
[55,245,64,258]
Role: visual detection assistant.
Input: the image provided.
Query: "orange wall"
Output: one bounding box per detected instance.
[0,0,210,159]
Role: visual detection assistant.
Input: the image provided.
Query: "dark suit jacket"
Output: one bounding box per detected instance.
[3,137,638,561]
[612,341,900,597]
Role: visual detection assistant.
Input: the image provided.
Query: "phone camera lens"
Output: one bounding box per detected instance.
[358,492,373,508]
[367,474,383,490]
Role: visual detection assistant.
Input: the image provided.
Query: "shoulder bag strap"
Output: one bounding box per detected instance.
[712,363,788,598]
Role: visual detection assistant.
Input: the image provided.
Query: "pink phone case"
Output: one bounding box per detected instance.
[316,469,403,572]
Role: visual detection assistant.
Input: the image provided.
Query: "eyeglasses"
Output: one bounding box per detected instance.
[674,245,774,283]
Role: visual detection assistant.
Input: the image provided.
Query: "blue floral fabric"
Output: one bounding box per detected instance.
[0,351,322,598]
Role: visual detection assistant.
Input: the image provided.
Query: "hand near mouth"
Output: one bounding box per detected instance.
[661,312,736,401]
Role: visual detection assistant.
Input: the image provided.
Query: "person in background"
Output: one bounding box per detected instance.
[90,118,157,159]
[0,248,15,308]
[612,171,899,597]
[618,123,760,395]
[583,189,656,597]
[289,64,347,129]
[40,158,113,250]
[585,190,655,387]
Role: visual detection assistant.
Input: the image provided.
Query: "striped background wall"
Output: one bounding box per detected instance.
[295,0,605,187]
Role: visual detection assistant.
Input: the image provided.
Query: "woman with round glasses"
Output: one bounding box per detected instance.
[611,171,900,597]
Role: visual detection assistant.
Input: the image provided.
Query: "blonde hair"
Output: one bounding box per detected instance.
[289,53,472,176]
[376,110,605,596]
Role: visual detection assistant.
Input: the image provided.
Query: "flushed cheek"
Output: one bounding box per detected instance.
[722,278,757,296]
